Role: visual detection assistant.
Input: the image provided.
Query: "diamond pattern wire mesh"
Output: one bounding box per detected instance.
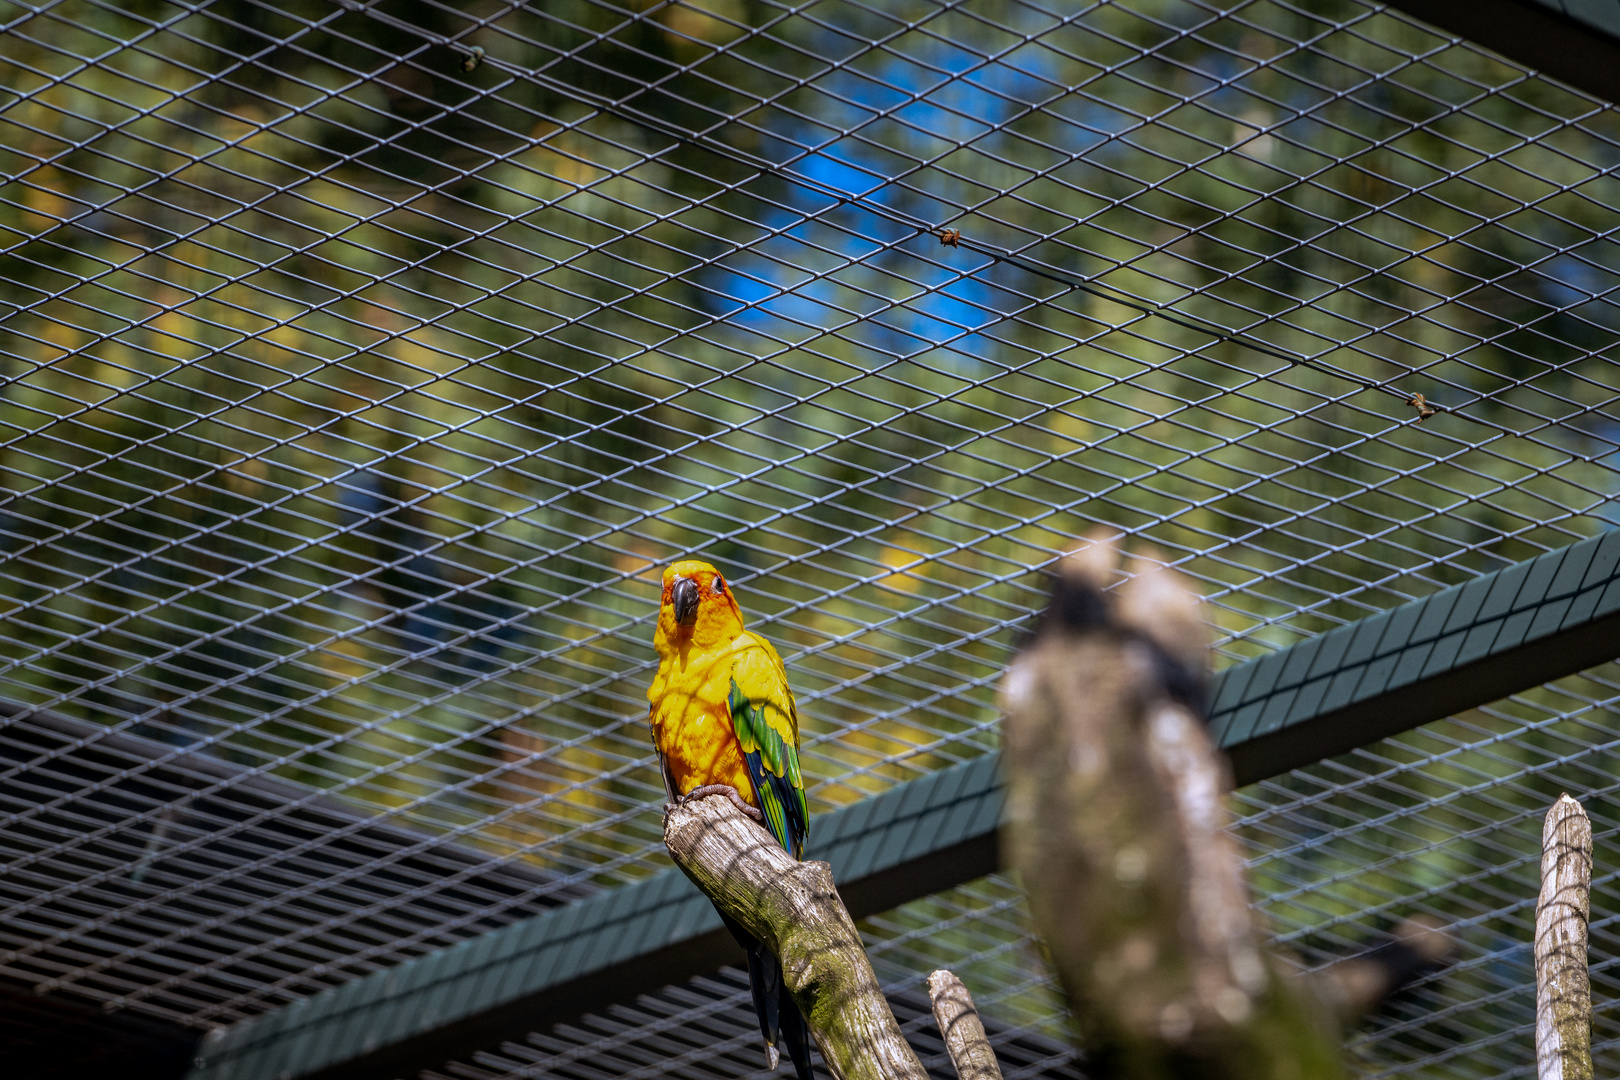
[1250,667,1620,1079]
[0,0,1618,1070]
[427,671,1620,1080]
[425,878,1083,1080]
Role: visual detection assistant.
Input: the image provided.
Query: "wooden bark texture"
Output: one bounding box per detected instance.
[1536,794,1593,1080]
[663,793,928,1080]
[927,969,1003,1080]
[999,548,1343,1080]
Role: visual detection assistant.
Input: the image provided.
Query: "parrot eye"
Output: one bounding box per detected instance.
[712,577,726,595]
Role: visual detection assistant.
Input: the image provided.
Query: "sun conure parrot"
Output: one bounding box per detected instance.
[648,559,813,1079]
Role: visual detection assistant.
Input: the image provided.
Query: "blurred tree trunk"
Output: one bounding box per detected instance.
[998,542,1344,1080]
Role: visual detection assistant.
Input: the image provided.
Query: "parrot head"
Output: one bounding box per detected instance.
[656,559,745,651]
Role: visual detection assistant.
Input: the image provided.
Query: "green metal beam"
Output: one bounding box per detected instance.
[1212,529,1620,783]
[189,530,1620,1080]
[191,756,1002,1080]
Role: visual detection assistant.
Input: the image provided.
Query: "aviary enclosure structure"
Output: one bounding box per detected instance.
[1,1,1618,1077]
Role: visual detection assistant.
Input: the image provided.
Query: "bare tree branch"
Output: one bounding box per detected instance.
[1536,794,1593,1080]
[663,792,928,1080]
[927,970,1003,1080]
[999,542,1344,1080]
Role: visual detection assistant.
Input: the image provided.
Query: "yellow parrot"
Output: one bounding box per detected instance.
[648,559,812,1078]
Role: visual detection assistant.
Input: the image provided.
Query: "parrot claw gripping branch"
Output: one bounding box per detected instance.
[675,783,765,823]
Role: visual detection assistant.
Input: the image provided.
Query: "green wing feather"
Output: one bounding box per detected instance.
[727,636,808,859]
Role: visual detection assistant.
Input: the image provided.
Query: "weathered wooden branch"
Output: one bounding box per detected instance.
[663,793,928,1080]
[999,543,1344,1080]
[1536,793,1593,1080]
[927,969,1004,1080]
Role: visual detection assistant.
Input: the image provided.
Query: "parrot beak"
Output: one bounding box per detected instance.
[672,576,699,626]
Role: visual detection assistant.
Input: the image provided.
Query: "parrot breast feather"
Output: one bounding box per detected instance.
[726,636,807,859]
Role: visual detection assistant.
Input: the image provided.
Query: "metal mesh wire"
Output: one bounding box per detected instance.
[424,877,1082,1080]
[417,872,1078,1080]
[1252,665,1620,1079]
[426,667,1620,1080]
[1,0,1618,1067]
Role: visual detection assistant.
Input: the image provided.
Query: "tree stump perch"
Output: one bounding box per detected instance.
[1536,793,1593,1080]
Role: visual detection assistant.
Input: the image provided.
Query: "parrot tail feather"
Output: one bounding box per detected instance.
[723,913,815,1079]
[746,940,782,1050]
[778,984,814,1080]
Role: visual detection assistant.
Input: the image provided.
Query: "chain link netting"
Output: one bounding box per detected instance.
[0,0,1617,1073]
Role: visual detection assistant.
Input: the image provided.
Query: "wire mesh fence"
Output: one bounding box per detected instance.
[1,0,1617,1074]
[1252,666,1620,1078]
[405,666,1620,1080]
[425,879,1082,1080]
